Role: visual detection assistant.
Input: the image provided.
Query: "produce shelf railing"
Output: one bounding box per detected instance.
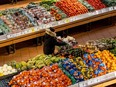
[69,71,116,87]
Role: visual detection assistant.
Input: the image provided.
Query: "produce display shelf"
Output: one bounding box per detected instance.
[69,71,116,87]
[0,7,115,48]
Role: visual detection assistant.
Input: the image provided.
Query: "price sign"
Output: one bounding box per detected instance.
[12,33,17,37]
[114,71,116,76]
[31,28,35,32]
[101,9,107,13]
[16,32,22,36]
[23,30,28,34]
[58,20,64,25]
[95,10,99,14]
[21,31,26,35]
[79,81,87,87]
[114,6,116,10]
[109,7,113,11]
[28,29,32,33]
[75,16,79,21]
[87,79,93,85]
[57,21,62,25]
[38,26,43,30]
[7,34,12,39]
[69,17,73,22]
[34,27,38,31]
[65,19,70,23]
[79,83,84,87]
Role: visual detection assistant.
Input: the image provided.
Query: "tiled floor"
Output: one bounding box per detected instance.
[0,24,116,66]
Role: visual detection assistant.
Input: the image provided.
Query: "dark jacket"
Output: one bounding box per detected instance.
[43,32,66,55]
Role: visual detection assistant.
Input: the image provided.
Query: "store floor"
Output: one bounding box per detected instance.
[0,24,116,66]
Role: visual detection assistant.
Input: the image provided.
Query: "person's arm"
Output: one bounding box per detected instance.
[54,38,67,46]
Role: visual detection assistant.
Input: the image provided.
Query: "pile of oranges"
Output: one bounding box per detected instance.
[95,50,116,72]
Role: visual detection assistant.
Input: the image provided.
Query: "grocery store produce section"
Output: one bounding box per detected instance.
[0,0,116,86]
[0,37,116,87]
[0,0,115,48]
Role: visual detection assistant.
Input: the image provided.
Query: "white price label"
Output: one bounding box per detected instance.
[95,10,99,14]
[114,72,116,76]
[114,6,116,10]
[79,82,87,87]
[109,7,113,11]
[69,17,73,22]
[72,17,76,21]
[16,32,21,36]
[23,30,28,34]
[35,27,38,31]
[57,21,62,25]
[87,80,93,85]
[21,31,25,35]
[13,33,17,37]
[28,29,32,33]
[101,9,107,13]
[79,83,84,87]
[52,22,58,27]
[7,34,13,38]
[41,24,46,29]
[74,16,79,20]
[58,20,65,25]
[45,24,50,28]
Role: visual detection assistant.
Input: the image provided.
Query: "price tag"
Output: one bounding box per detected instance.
[101,9,107,13]
[7,34,13,38]
[65,19,70,23]
[79,83,84,87]
[21,31,25,35]
[23,30,28,34]
[87,79,93,85]
[95,10,99,14]
[16,32,22,36]
[75,16,79,21]
[109,7,113,11]
[31,28,35,32]
[57,21,62,25]
[114,6,116,10]
[34,27,38,31]
[57,20,64,25]
[13,33,17,37]
[72,17,76,21]
[38,26,43,30]
[114,72,116,76]
[28,29,32,33]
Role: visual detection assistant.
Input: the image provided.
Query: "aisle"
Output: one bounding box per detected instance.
[0,25,116,66]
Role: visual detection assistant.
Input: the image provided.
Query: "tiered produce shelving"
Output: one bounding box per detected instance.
[0,6,115,48]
